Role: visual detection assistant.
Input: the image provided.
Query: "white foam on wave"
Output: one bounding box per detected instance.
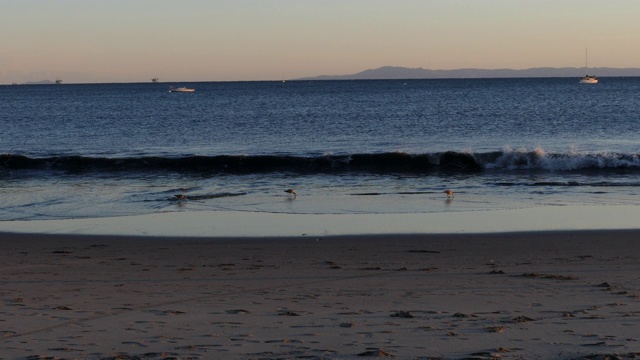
[484,146,640,171]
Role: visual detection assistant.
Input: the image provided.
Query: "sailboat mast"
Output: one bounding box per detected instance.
[585,48,588,75]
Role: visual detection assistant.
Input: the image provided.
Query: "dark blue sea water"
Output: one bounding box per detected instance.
[2,78,640,222]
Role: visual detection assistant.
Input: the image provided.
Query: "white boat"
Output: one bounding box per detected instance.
[579,49,598,84]
[580,75,598,84]
[169,86,195,92]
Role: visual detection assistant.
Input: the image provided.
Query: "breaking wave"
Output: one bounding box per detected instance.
[2,148,640,175]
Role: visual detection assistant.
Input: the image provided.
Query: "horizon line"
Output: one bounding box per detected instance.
[5,65,640,85]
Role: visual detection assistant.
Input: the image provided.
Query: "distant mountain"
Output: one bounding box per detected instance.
[297,66,640,80]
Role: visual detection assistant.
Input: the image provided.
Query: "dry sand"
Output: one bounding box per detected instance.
[1,230,640,359]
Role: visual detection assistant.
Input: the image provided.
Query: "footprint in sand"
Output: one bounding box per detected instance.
[226,309,251,314]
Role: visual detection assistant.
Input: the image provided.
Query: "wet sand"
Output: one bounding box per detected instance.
[4,205,640,237]
[1,230,640,359]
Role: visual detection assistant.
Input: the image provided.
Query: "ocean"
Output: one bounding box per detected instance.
[2,78,640,224]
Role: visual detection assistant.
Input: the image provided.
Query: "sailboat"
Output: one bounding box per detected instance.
[580,49,598,84]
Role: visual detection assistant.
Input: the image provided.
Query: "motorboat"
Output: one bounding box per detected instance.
[169,86,195,92]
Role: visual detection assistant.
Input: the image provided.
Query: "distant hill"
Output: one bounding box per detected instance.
[297,66,640,80]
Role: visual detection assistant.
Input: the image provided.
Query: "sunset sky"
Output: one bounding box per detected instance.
[2,0,639,83]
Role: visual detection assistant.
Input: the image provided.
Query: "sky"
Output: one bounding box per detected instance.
[2,0,639,83]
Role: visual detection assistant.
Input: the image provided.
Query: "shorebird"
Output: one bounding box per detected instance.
[174,194,187,202]
[285,189,297,198]
[443,189,454,198]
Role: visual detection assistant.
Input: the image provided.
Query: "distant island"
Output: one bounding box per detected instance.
[22,80,56,85]
[297,66,640,80]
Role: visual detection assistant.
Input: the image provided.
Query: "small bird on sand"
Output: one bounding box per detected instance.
[285,189,297,198]
[443,189,454,198]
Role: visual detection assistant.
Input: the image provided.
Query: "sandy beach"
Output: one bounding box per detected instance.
[2,230,640,359]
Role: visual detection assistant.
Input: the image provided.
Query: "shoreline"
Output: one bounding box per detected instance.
[2,230,640,359]
[2,204,640,238]
[3,226,640,242]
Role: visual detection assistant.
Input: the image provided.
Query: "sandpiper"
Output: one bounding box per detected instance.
[285,189,297,198]
[444,189,454,198]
